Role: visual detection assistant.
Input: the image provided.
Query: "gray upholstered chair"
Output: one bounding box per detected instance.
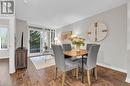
[62,44,72,58]
[84,44,100,85]
[87,44,98,51]
[81,44,99,62]
[62,44,72,51]
[52,45,79,86]
[62,44,82,61]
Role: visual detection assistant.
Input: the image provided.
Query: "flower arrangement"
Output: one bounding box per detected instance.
[71,36,85,48]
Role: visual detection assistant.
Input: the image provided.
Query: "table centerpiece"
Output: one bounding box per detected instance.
[71,36,85,51]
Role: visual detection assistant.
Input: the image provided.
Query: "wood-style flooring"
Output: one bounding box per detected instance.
[0,59,130,86]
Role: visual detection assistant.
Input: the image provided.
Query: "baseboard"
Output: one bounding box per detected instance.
[97,63,127,73]
[0,57,9,59]
[126,77,130,83]
[9,68,15,74]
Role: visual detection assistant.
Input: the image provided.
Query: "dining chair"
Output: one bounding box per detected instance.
[84,44,100,85]
[62,44,83,62]
[62,44,72,58]
[62,44,72,51]
[52,45,79,86]
[87,44,98,51]
[82,44,99,62]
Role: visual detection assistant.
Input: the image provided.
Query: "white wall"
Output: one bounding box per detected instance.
[0,50,8,58]
[126,50,130,83]
[57,5,127,72]
[16,19,28,49]
[126,0,130,83]
[128,0,130,49]
[9,17,15,74]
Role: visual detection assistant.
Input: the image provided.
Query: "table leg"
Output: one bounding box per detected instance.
[82,55,84,83]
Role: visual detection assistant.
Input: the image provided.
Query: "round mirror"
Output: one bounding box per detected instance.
[87,22,108,42]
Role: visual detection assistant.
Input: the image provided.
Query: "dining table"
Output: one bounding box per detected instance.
[64,49,88,83]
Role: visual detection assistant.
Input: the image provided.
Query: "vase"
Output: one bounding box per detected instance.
[75,45,80,51]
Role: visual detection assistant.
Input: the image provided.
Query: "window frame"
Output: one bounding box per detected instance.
[0,25,9,50]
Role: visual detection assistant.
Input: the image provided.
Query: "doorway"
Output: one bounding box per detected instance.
[28,28,43,56]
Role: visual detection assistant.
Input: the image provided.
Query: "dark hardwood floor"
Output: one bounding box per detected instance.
[0,59,130,86]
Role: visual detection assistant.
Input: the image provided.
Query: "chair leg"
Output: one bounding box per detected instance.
[72,69,75,76]
[55,67,58,80]
[76,68,79,80]
[94,68,97,80]
[87,70,91,86]
[62,72,65,86]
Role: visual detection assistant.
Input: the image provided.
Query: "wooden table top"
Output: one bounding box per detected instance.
[64,49,88,57]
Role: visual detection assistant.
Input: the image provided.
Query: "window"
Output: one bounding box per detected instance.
[51,29,55,45]
[0,27,8,50]
[44,29,51,48]
[45,29,55,48]
[28,26,43,53]
[29,30,41,53]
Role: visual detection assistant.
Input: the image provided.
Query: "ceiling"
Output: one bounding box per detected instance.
[16,0,127,29]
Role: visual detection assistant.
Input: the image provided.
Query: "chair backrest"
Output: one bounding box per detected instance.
[51,45,65,71]
[86,44,98,51]
[62,44,72,51]
[86,44,100,70]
